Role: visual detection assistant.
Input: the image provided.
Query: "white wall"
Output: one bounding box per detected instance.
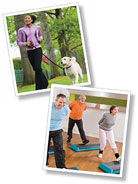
[62,108,126,143]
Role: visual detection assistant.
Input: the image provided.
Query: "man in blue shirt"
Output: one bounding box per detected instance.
[46,94,70,168]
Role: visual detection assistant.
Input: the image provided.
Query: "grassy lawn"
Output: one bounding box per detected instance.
[17,74,88,93]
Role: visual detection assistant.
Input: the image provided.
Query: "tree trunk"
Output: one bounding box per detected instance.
[14,15,35,85]
[38,11,60,79]
[55,9,72,58]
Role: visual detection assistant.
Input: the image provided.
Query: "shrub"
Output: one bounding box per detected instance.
[13,58,22,70]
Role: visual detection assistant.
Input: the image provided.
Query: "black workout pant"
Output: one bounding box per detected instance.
[27,48,48,90]
[67,118,87,142]
[46,129,66,168]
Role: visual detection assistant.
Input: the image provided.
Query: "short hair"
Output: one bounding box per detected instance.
[79,95,86,100]
[25,14,37,23]
[56,93,66,100]
[109,105,118,113]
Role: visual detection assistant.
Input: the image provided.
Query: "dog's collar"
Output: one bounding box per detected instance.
[66,65,72,69]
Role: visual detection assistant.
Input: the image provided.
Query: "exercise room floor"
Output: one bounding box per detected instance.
[48,131,122,174]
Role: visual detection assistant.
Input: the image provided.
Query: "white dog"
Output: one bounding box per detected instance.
[61,57,83,84]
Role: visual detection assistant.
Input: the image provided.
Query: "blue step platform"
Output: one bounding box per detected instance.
[70,143,100,152]
[99,161,120,174]
[68,166,79,170]
[48,145,54,154]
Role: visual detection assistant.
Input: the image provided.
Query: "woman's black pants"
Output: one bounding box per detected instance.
[27,48,48,90]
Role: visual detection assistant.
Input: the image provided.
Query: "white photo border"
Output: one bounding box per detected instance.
[43,84,130,178]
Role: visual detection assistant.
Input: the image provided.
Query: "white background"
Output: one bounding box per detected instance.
[0,0,137,183]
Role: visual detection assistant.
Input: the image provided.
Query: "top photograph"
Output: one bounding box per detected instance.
[4,3,91,96]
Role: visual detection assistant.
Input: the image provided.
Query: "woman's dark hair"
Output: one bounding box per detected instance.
[31,15,37,23]
[109,105,118,113]
[25,14,37,23]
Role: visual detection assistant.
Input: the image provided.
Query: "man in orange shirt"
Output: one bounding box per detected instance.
[67,95,89,144]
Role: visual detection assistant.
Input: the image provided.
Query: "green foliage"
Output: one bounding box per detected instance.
[41,62,50,71]
[13,58,22,70]
[6,16,17,46]
[49,7,82,50]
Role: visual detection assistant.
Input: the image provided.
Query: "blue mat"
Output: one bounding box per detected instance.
[99,161,120,174]
[68,166,79,170]
[48,145,54,155]
[70,143,100,152]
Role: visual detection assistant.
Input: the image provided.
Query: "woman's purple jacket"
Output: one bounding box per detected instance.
[17,24,42,50]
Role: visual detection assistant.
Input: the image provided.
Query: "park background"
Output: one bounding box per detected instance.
[0,0,137,183]
[5,4,89,94]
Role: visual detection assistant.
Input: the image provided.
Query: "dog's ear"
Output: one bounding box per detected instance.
[71,57,76,61]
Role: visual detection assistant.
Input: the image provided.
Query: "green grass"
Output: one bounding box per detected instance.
[17,74,88,93]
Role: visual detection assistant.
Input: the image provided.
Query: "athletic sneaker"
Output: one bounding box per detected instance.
[98,153,103,159]
[83,140,89,144]
[116,157,121,162]
[62,167,67,169]
[66,138,71,143]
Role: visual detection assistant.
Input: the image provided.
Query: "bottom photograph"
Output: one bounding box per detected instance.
[43,84,130,177]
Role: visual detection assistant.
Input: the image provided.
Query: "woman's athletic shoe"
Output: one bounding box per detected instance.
[116,157,121,162]
[98,153,103,159]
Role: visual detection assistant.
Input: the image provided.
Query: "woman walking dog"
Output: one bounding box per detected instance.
[17,14,48,90]
[98,105,121,161]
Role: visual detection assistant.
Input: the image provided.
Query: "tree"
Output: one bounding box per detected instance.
[46,7,87,73]
[38,11,60,78]
[55,8,72,57]
[14,15,35,85]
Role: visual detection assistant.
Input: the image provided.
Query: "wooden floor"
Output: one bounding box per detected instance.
[48,131,122,174]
